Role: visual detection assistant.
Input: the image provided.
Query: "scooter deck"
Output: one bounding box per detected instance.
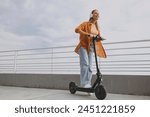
[76,86,94,93]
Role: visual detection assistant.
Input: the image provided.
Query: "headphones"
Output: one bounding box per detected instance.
[90,9,99,19]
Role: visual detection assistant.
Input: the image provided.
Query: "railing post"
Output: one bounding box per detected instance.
[51,48,53,74]
[14,51,18,73]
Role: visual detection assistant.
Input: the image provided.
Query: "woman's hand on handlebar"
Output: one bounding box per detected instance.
[88,34,97,38]
[88,34,106,41]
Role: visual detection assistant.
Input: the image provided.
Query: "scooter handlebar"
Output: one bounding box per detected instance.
[93,35,106,41]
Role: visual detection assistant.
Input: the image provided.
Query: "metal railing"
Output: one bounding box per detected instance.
[0,39,150,75]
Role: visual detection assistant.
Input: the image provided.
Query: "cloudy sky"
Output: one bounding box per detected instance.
[0,0,150,51]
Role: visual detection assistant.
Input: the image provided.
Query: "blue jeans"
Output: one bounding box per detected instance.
[79,46,93,87]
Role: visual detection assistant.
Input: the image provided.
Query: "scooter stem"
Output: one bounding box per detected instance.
[92,37,101,75]
[91,37,103,88]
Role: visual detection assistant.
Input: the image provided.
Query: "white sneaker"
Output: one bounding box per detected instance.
[87,93,93,96]
[84,84,91,88]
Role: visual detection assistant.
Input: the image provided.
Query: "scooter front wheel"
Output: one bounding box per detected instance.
[69,82,77,94]
[95,85,106,100]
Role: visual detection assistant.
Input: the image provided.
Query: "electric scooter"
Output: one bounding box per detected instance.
[69,36,107,100]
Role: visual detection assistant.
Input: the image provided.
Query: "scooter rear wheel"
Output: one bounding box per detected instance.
[95,85,106,100]
[69,82,76,94]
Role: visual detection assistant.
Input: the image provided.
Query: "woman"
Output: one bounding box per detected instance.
[74,9,107,88]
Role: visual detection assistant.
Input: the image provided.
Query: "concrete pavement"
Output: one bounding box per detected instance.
[0,86,150,100]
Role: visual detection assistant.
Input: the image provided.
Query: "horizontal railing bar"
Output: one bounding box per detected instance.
[16,56,78,60]
[101,67,150,69]
[17,64,80,67]
[0,46,75,53]
[8,53,150,60]
[16,58,51,60]
[15,67,150,70]
[0,59,15,61]
[101,60,150,63]
[14,69,150,73]
[0,46,149,57]
[108,53,150,56]
[16,66,150,69]
[0,65,14,67]
[17,69,79,73]
[11,53,150,60]
[0,54,15,57]
[106,46,150,51]
[17,62,51,65]
[15,68,150,72]
[100,64,150,66]
[16,63,150,67]
[15,60,150,65]
[12,63,150,66]
[103,39,150,45]
[52,56,78,59]
[16,68,78,70]
[0,68,14,69]
[0,64,14,66]
[15,46,150,56]
[15,64,132,67]
[52,51,74,54]
[18,52,52,56]
[12,66,150,70]
[0,55,150,61]
[1,63,149,66]
[16,68,51,69]
[101,70,150,72]
[17,51,74,56]
[50,62,79,64]
[16,62,79,65]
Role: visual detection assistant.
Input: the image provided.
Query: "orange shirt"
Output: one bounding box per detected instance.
[74,21,107,58]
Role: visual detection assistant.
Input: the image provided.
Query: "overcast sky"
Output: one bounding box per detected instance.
[0,0,150,51]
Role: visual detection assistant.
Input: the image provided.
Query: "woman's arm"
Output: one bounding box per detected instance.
[75,22,97,38]
[75,22,89,36]
[75,27,89,36]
